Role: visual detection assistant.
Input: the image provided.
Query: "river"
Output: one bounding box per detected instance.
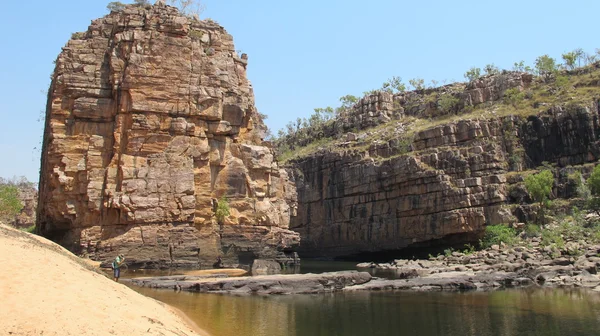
[127,261,600,336]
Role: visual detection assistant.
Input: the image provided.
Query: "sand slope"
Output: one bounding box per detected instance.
[0,224,208,336]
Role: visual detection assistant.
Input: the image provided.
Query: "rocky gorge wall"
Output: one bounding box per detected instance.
[37,3,298,268]
[289,77,600,258]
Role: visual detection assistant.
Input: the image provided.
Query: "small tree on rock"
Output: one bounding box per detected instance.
[524,169,554,223]
[134,0,150,6]
[464,67,481,82]
[337,95,359,115]
[484,64,499,76]
[382,76,406,93]
[107,1,126,12]
[535,55,558,81]
[215,196,230,225]
[562,52,577,70]
[408,78,425,91]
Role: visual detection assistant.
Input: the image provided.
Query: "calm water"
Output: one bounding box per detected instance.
[133,284,600,336]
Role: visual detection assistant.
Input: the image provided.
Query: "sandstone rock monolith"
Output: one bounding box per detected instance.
[37,3,298,268]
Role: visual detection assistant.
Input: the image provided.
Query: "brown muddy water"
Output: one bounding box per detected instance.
[125,261,600,336]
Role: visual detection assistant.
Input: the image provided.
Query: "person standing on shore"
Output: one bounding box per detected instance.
[112,254,125,282]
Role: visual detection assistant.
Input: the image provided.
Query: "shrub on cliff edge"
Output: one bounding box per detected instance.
[106,1,125,12]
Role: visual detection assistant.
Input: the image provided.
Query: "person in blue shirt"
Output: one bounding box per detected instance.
[112,254,125,282]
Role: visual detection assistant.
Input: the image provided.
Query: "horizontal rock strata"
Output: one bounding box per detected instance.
[290,101,600,258]
[37,3,298,268]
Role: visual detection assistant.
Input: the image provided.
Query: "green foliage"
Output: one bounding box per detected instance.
[215,197,230,224]
[585,165,600,215]
[562,51,577,70]
[382,76,406,93]
[408,78,425,91]
[189,29,204,40]
[587,197,600,216]
[525,224,542,237]
[392,135,414,155]
[567,171,583,187]
[503,88,525,107]
[484,64,499,76]
[464,67,481,82]
[524,170,554,205]
[480,225,517,248]
[574,48,585,67]
[513,61,533,73]
[443,248,454,257]
[22,225,36,234]
[134,0,150,6]
[554,75,570,91]
[534,54,558,81]
[0,185,22,222]
[462,243,476,255]
[541,229,565,248]
[273,91,360,159]
[587,164,600,195]
[339,95,359,109]
[438,94,459,113]
[107,1,126,12]
[71,32,85,40]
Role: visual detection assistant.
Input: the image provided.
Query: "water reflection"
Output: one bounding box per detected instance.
[133,286,600,336]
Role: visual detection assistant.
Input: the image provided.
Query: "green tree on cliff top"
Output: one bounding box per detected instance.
[534,55,558,81]
[464,67,481,82]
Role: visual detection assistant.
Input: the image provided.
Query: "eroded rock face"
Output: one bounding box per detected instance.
[290,102,600,258]
[37,3,298,268]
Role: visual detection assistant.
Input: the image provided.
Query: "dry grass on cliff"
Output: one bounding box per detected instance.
[280,66,600,163]
[0,224,208,336]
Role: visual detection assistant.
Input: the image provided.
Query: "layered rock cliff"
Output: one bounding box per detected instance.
[37,3,298,268]
[287,68,600,258]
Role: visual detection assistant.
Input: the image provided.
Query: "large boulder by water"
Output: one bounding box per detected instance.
[37,2,299,268]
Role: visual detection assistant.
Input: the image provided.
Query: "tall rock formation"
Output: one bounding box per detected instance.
[37,3,298,268]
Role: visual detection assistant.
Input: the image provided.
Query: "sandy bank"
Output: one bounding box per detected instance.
[0,224,209,336]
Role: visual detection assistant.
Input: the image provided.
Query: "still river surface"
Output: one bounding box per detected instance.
[128,261,600,336]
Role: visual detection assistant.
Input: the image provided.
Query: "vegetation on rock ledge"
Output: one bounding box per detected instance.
[272,47,600,164]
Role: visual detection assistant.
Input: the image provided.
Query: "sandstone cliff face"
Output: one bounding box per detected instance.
[37,3,298,268]
[289,77,600,258]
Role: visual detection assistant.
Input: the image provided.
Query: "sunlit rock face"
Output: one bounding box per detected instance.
[37,3,298,268]
[290,82,600,258]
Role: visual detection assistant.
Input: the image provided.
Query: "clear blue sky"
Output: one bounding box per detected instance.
[1,0,599,183]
